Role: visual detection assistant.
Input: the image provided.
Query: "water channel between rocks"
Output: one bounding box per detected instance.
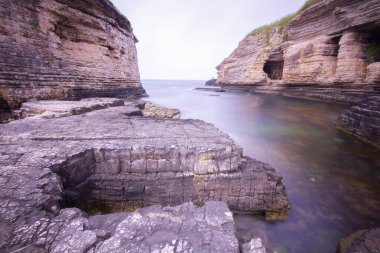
[142,79,380,253]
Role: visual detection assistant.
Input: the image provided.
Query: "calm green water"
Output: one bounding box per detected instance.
[142,79,380,253]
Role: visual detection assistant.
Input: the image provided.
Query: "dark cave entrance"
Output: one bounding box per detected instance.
[0,97,12,123]
[263,51,284,80]
[0,97,10,113]
[363,27,380,63]
[329,35,342,57]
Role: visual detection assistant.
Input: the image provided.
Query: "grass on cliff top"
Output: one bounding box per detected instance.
[247,0,322,38]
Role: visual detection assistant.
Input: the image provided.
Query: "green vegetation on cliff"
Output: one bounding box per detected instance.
[366,44,380,62]
[247,0,322,40]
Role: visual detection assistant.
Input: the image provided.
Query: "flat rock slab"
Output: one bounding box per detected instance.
[19,97,126,119]
[0,101,288,251]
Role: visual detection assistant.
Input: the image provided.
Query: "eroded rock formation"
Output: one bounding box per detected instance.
[216,0,380,103]
[0,0,145,115]
[336,96,380,148]
[0,101,288,251]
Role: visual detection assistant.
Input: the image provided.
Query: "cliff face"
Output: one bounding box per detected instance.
[0,0,145,113]
[217,0,380,88]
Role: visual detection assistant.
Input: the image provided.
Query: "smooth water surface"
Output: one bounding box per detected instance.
[142,79,380,253]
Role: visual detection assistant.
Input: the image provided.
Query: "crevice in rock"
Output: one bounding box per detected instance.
[50,149,96,211]
[263,50,284,80]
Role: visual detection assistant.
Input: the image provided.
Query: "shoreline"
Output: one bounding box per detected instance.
[214,83,380,105]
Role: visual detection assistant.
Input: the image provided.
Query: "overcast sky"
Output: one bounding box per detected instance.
[110,0,305,80]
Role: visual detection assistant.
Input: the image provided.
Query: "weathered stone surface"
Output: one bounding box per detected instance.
[366,62,380,84]
[0,0,145,113]
[216,0,380,102]
[0,102,288,251]
[337,228,380,253]
[142,101,181,119]
[19,97,125,119]
[336,96,380,147]
[242,238,268,253]
[288,0,380,42]
[4,202,240,253]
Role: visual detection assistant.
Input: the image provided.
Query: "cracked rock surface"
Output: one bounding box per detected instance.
[5,202,239,253]
[0,100,288,252]
[337,228,380,253]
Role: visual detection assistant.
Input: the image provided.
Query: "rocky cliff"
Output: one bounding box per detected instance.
[216,0,380,102]
[0,0,145,116]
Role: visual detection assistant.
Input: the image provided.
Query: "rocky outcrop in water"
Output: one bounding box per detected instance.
[216,0,380,103]
[337,228,380,253]
[0,100,288,251]
[0,0,145,118]
[142,101,181,119]
[336,96,380,148]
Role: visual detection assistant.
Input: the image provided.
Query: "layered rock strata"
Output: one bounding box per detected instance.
[0,100,288,251]
[216,0,380,102]
[337,228,380,253]
[0,0,145,114]
[336,96,380,147]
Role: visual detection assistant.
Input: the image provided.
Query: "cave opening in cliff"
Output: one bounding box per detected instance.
[0,97,10,113]
[0,97,11,122]
[330,35,342,57]
[263,51,284,80]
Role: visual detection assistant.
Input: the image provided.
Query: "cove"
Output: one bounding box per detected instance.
[142,79,380,253]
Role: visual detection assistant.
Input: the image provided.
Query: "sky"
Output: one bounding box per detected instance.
[110,0,306,80]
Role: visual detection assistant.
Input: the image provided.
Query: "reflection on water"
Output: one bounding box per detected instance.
[142,80,380,253]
